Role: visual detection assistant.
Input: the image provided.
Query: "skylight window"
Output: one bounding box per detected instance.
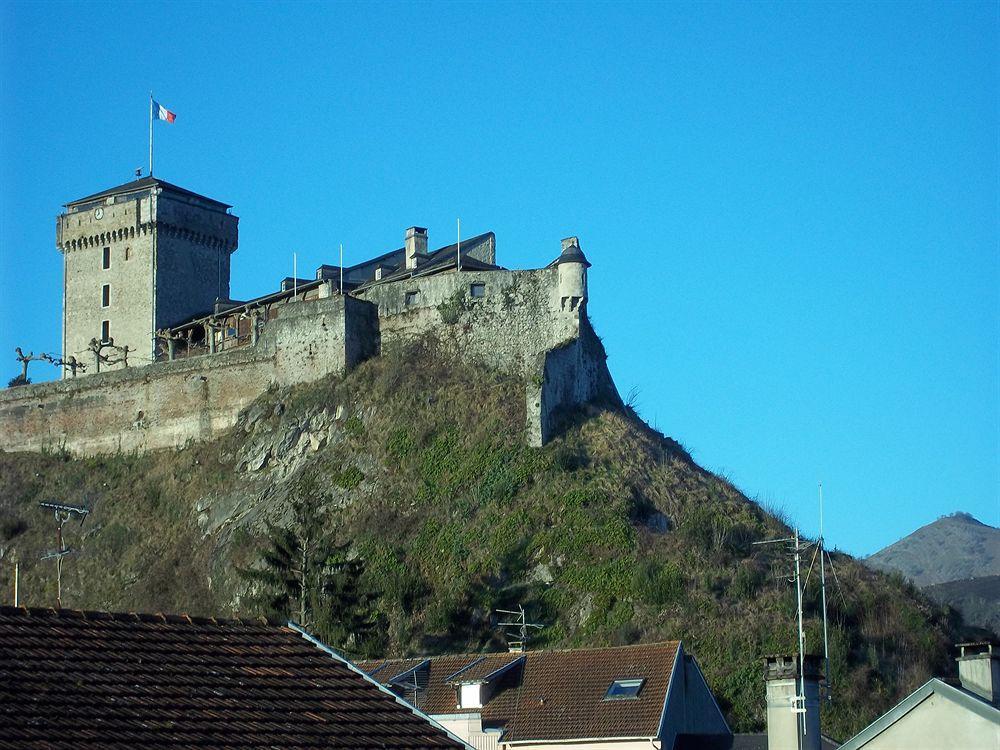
[604,678,645,700]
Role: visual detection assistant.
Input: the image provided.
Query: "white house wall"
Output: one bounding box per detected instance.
[850,692,1000,750]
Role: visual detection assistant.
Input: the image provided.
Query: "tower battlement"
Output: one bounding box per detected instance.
[56,177,238,375]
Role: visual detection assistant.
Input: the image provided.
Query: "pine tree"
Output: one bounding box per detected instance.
[239,474,383,655]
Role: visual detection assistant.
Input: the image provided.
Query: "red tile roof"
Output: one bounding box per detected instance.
[0,606,466,750]
[357,641,680,742]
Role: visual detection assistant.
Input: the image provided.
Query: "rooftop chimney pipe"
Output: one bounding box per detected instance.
[405,227,427,270]
[957,642,1000,706]
[764,654,823,750]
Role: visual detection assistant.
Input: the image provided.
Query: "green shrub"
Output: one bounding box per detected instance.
[634,559,685,607]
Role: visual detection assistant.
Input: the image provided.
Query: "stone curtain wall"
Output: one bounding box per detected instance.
[356,269,618,446]
[0,297,362,455]
[0,268,618,455]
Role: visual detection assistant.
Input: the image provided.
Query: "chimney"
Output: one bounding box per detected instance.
[957,642,999,706]
[561,236,580,253]
[764,655,823,750]
[405,227,428,270]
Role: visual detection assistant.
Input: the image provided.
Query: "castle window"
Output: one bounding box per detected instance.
[404,291,418,306]
[101,320,110,343]
[125,246,131,261]
[101,284,110,307]
[102,247,111,269]
[470,283,485,298]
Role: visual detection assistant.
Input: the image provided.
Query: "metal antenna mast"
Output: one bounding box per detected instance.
[754,528,811,738]
[818,482,831,700]
[38,501,89,608]
[496,605,543,653]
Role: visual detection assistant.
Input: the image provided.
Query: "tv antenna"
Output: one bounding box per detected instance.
[38,501,89,608]
[753,533,821,734]
[496,605,543,653]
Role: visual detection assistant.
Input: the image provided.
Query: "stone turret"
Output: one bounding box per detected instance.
[553,236,590,312]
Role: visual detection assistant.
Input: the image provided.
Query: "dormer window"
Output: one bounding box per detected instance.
[604,678,645,700]
[459,683,483,709]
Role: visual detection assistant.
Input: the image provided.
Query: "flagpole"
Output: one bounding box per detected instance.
[457,218,461,272]
[149,92,154,177]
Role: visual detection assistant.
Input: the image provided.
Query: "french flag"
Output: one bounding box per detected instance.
[153,100,177,123]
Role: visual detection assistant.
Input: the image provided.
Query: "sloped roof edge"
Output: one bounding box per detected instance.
[288,623,474,749]
[66,176,232,209]
[837,678,1000,750]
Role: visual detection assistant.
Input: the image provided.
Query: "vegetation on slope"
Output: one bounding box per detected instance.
[0,338,961,739]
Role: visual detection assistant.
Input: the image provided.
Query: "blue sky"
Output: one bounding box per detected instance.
[1,1,996,556]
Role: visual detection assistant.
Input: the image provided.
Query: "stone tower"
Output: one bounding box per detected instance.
[56,178,238,376]
[554,236,590,312]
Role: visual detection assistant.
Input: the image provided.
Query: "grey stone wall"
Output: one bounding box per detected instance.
[0,296,366,455]
[356,267,617,445]
[57,187,238,374]
[59,196,156,373]
[2,264,618,454]
[152,191,237,330]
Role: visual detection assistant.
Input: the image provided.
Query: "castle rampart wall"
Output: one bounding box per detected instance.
[356,268,618,446]
[0,296,370,455]
[0,266,614,455]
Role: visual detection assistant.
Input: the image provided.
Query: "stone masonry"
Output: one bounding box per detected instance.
[57,178,237,374]
[0,179,619,454]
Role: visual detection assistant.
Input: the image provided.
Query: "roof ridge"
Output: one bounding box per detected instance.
[65,177,232,209]
[358,640,682,665]
[0,604,278,627]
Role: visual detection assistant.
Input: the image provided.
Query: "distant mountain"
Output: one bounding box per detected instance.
[868,512,1000,586]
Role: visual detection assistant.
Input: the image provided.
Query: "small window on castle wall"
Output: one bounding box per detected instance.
[101,284,110,307]
[470,283,485,298]
[125,246,131,261]
[405,291,418,306]
[101,321,110,343]
[102,247,111,269]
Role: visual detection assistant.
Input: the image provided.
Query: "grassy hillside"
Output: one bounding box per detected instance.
[0,338,960,740]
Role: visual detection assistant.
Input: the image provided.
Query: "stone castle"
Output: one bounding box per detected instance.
[0,177,619,454]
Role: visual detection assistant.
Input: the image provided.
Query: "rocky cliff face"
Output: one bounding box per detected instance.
[0,337,961,740]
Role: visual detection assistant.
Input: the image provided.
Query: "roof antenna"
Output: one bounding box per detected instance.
[496,605,543,653]
[818,482,832,702]
[38,501,89,609]
[753,527,812,737]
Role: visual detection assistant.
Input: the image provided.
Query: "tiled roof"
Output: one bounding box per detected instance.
[445,653,524,684]
[0,606,466,750]
[358,641,680,742]
[356,232,500,288]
